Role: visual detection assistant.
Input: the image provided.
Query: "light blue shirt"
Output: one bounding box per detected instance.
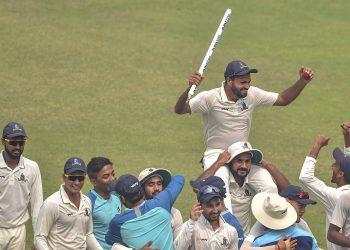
[87,190,122,250]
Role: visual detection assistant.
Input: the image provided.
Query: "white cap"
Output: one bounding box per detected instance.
[227,141,263,164]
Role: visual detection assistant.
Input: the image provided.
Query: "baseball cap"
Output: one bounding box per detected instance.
[280,185,317,205]
[227,141,263,164]
[197,185,223,204]
[333,147,350,183]
[115,174,144,203]
[138,168,171,188]
[190,176,226,197]
[252,192,297,230]
[64,157,87,174]
[224,60,258,78]
[2,122,26,138]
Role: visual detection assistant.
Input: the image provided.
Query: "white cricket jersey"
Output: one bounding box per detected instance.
[215,166,255,235]
[299,153,350,250]
[35,184,102,250]
[189,83,278,152]
[171,207,183,239]
[174,215,238,250]
[0,151,43,230]
[330,190,350,244]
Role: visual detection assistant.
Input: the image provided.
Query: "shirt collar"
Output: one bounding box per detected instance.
[220,81,231,103]
[199,214,225,230]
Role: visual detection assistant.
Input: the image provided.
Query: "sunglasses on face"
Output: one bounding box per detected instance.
[4,138,27,146]
[297,191,309,199]
[64,174,86,182]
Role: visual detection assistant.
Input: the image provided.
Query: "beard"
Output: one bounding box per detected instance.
[203,211,221,222]
[231,167,250,179]
[4,147,22,160]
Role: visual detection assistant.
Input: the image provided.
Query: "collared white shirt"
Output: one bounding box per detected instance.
[299,147,350,250]
[330,190,350,244]
[215,166,256,235]
[189,83,278,153]
[35,184,102,250]
[171,207,183,239]
[0,150,43,230]
[174,214,238,250]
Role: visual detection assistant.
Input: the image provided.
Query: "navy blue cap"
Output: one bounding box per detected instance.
[2,122,26,139]
[280,185,316,205]
[190,176,226,198]
[333,147,350,183]
[115,174,144,202]
[224,60,258,78]
[197,185,223,204]
[64,157,86,174]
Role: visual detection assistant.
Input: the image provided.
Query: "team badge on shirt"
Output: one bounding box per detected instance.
[241,102,248,111]
[17,173,28,182]
[221,237,229,247]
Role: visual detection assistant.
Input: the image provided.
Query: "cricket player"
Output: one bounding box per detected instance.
[138,167,183,239]
[0,122,43,250]
[299,122,350,250]
[174,185,238,249]
[86,157,122,250]
[106,174,184,249]
[34,157,102,250]
[175,60,314,196]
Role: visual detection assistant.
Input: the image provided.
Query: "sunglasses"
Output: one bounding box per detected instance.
[64,174,86,182]
[200,185,221,195]
[297,192,309,199]
[3,138,27,146]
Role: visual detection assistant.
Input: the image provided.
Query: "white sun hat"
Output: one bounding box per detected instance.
[138,168,172,188]
[227,141,263,164]
[252,192,297,230]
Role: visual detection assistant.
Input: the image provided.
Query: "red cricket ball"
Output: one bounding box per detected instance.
[302,71,311,80]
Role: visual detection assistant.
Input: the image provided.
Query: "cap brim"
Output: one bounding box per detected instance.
[65,168,86,174]
[333,147,344,162]
[190,180,201,189]
[140,169,172,188]
[227,148,263,164]
[252,193,297,230]
[5,133,26,138]
[199,193,222,204]
[295,198,317,205]
[235,68,258,76]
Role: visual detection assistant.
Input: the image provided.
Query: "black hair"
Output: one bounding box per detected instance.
[86,157,113,179]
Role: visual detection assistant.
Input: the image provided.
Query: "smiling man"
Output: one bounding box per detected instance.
[87,157,122,250]
[0,122,43,250]
[174,185,238,250]
[35,157,102,250]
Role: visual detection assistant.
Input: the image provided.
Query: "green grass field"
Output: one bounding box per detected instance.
[1,0,350,248]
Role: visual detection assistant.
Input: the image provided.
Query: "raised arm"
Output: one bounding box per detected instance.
[341,122,350,148]
[196,150,230,181]
[273,66,314,106]
[259,159,290,192]
[308,135,330,159]
[174,72,203,114]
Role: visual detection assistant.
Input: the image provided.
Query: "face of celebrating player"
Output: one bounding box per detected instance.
[2,136,26,160]
[144,176,163,199]
[91,164,116,196]
[201,197,222,222]
[63,171,86,196]
[230,152,252,181]
[226,74,251,100]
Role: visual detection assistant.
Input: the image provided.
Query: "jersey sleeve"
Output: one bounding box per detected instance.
[249,86,278,107]
[189,91,211,114]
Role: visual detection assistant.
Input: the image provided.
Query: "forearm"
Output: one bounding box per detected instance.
[174,86,191,114]
[344,134,350,148]
[276,79,307,106]
[327,229,350,247]
[309,144,322,159]
[240,241,275,250]
[197,161,224,181]
[262,162,289,192]
[174,220,194,250]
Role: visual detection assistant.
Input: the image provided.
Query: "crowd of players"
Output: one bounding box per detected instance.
[1,60,350,249]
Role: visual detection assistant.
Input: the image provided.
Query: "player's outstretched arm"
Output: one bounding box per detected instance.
[273,66,314,106]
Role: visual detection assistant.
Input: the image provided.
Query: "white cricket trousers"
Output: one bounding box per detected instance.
[0,224,26,250]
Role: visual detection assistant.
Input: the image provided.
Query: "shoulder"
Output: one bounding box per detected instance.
[42,191,61,209]
[22,156,40,170]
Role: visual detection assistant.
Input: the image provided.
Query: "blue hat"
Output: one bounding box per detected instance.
[224,60,258,78]
[64,157,86,174]
[197,185,223,204]
[2,122,26,138]
[333,147,350,183]
[115,174,144,202]
[190,176,226,197]
[280,185,316,205]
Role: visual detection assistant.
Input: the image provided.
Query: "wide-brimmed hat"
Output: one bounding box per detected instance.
[252,192,297,230]
[138,168,171,188]
[227,141,263,164]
